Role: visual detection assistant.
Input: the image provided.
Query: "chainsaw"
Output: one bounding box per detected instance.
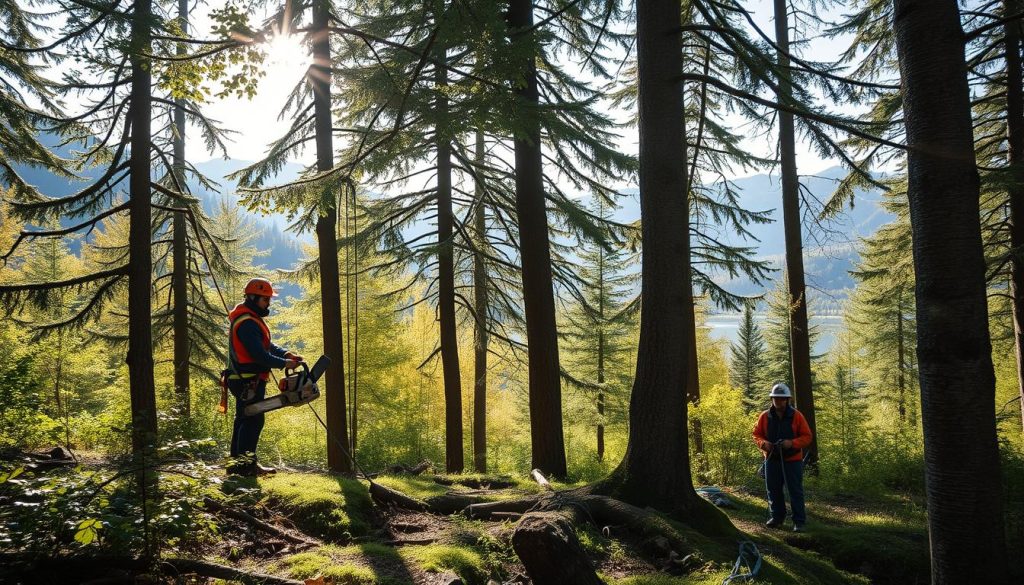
[243,355,330,417]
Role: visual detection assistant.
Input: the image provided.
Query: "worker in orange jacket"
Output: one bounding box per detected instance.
[225,278,303,477]
[752,382,813,532]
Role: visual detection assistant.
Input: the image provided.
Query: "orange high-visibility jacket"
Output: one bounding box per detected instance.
[753,406,813,462]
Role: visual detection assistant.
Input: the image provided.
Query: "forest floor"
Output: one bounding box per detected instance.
[161,469,934,585]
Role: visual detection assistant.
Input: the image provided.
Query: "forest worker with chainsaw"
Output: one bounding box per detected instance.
[225,278,303,477]
[753,382,813,532]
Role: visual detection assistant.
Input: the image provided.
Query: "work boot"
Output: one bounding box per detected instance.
[765,518,784,528]
[226,463,256,477]
[792,524,805,533]
[255,463,277,476]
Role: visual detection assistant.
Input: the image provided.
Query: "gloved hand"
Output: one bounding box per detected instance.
[285,352,304,362]
[760,440,773,452]
[284,358,299,369]
[781,439,794,449]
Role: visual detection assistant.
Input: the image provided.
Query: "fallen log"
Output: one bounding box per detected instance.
[164,558,303,585]
[511,511,603,585]
[464,497,542,520]
[369,480,429,511]
[202,497,319,546]
[432,475,516,489]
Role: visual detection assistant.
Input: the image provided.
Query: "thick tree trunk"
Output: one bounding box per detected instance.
[597,329,605,462]
[312,0,350,473]
[127,0,158,521]
[436,57,464,473]
[896,290,906,423]
[609,0,707,519]
[507,0,567,478]
[171,0,190,417]
[1005,0,1024,433]
[893,1,1009,583]
[773,0,818,465]
[125,0,159,561]
[472,131,489,473]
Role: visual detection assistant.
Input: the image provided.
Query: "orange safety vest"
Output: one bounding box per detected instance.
[228,303,272,381]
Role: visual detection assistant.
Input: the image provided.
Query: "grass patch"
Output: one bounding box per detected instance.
[608,574,766,585]
[374,475,452,500]
[260,472,373,541]
[401,543,487,584]
[276,549,394,584]
[724,490,928,584]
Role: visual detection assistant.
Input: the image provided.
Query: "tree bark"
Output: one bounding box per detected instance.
[893,1,1009,582]
[127,0,158,532]
[773,0,818,465]
[896,288,906,423]
[472,131,489,473]
[608,0,707,519]
[171,0,190,417]
[507,0,567,478]
[436,55,464,473]
[312,0,350,473]
[1005,0,1024,433]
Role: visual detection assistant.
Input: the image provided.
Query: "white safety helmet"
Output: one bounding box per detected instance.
[769,383,792,398]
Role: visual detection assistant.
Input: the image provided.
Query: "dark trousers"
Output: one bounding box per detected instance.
[765,458,806,525]
[229,377,267,464]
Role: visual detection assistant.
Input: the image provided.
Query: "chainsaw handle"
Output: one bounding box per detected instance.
[284,361,311,382]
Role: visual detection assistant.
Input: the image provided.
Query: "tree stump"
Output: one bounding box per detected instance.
[511,511,602,585]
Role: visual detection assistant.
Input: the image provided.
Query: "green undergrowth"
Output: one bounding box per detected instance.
[400,544,487,584]
[238,471,931,584]
[271,544,411,585]
[258,472,374,541]
[374,473,532,503]
[722,490,928,584]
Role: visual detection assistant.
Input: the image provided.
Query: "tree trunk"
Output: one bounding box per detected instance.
[608,0,708,519]
[128,0,158,554]
[893,1,1009,582]
[597,241,606,461]
[436,56,464,473]
[507,0,567,478]
[597,328,606,462]
[1005,0,1024,433]
[171,0,190,417]
[772,0,818,464]
[312,0,350,473]
[472,131,489,473]
[896,289,906,423]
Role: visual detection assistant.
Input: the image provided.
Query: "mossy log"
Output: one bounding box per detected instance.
[202,496,319,546]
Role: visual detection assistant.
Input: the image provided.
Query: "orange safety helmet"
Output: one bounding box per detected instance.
[244,277,278,298]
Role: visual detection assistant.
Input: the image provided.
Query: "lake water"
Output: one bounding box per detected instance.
[703,314,843,356]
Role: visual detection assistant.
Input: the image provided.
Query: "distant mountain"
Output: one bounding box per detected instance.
[9,137,891,312]
[612,166,893,312]
[8,141,309,272]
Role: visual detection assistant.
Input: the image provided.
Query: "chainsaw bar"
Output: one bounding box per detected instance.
[243,356,330,417]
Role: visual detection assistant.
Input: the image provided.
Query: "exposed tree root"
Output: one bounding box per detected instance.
[164,558,304,584]
[202,497,320,547]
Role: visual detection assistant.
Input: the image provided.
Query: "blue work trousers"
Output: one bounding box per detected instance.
[229,378,267,462]
[765,458,806,525]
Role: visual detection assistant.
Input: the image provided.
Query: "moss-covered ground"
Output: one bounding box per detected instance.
[209,471,932,584]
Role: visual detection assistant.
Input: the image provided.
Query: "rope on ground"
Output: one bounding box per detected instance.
[722,540,762,584]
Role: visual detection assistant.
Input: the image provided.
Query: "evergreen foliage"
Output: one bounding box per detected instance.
[728,301,768,413]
